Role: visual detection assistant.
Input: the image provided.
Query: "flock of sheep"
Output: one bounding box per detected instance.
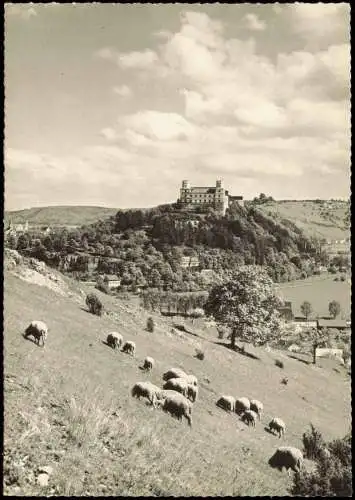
[23,320,319,476]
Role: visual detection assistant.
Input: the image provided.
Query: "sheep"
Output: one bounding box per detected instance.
[241,409,258,427]
[187,384,198,403]
[216,395,236,413]
[162,368,188,382]
[185,374,198,387]
[235,397,250,415]
[163,377,189,397]
[143,356,155,371]
[131,382,162,407]
[24,321,48,347]
[156,391,192,426]
[250,399,263,420]
[268,446,304,475]
[122,340,136,356]
[106,332,123,350]
[269,417,286,438]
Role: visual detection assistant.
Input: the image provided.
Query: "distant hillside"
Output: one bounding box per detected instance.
[255,200,349,241]
[5,206,120,227]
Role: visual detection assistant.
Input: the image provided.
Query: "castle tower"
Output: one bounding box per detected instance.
[180,180,190,204]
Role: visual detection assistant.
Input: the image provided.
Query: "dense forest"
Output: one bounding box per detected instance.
[6,202,336,294]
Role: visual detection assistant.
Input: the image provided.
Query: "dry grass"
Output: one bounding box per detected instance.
[4,271,351,496]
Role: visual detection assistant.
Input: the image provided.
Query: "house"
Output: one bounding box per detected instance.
[181,256,200,269]
[292,317,318,329]
[278,301,294,321]
[104,275,121,289]
[317,319,350,331]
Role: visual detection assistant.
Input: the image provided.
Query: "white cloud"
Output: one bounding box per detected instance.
[113,85,132,97]
[118,49,158,69]
[243,13,266,31]
[120,111,197,141]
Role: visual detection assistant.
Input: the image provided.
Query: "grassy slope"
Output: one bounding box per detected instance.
[4,272,351,496]
[257,201,349,240]
[4,206,119,226]
[275,275,352,318]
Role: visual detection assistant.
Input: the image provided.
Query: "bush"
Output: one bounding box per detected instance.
[95,276,109,294]
[302,423,326,460]
[146,317,155,332]
[85,293,103,317]
[340,275,346,282]
[291,429,352,497]
[195,348,205,360]
[275,359,284,369]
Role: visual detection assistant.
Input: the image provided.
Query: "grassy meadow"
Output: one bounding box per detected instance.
[275,275,351,319]
[3,269,351,496]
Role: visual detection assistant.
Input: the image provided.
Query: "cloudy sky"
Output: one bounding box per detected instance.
[5,3,351,211]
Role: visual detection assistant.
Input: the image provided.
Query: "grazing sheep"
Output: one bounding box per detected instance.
[217,395,236,413]
[250,399,263,420]
[187,384,198,403]
[268,446,303,474]
[241,409,258,427]
[163,377,189,397]
[162,368,188,382]
[143,356,155,371]
[185,374,198,387]
[269,417,286,438]
[235,397,250,415]
[24,321,48,347]
[122,340,136,356]
[131,382,162,407]
[156,391,192,426]
[106,332,123,350]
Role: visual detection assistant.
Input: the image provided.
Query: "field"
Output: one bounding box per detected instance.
[3,262,351,496]
[275,275,351,319]
[257,200,349,241]
[4,206,120,227]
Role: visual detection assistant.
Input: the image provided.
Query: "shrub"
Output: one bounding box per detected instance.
[95,276,109,294]
[291,430,352,497]
[85,293,103,316]
[146,317,155,332]
[195,348,205,360]
[302,423,326,460]
[275,359,284,369]
[340,275,346,282]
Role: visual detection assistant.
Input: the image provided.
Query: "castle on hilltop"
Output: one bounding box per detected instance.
[177,179,243,216]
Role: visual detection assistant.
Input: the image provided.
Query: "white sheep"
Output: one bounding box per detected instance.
[162,368,188,382]
[143,356,155,371]
[163,377,189,397]
[217,395,236,413]
[269,417,286,438]
[185,374,198,387]
[250,399,263,420]
[187,384,198,403]
[106,332,123,350]
[156,390,192,426]
[24,321,48,347]
[241,409,258,427]
[122,340,136,356]
[235,397,250,415]
[268,446,303,475]
[131,381,162,407]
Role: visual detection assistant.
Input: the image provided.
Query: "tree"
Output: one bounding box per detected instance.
[329,300,341,319]
[204,266,283,351]
[300,301,313,320]
[308,327,328,365]
[85,293,103,316]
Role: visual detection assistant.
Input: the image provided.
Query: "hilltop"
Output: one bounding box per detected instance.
[255,200,349,241]
[4,255,351,496]
[4,206,120,227]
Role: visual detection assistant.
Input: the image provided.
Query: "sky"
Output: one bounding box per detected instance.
[4,3,351,211]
